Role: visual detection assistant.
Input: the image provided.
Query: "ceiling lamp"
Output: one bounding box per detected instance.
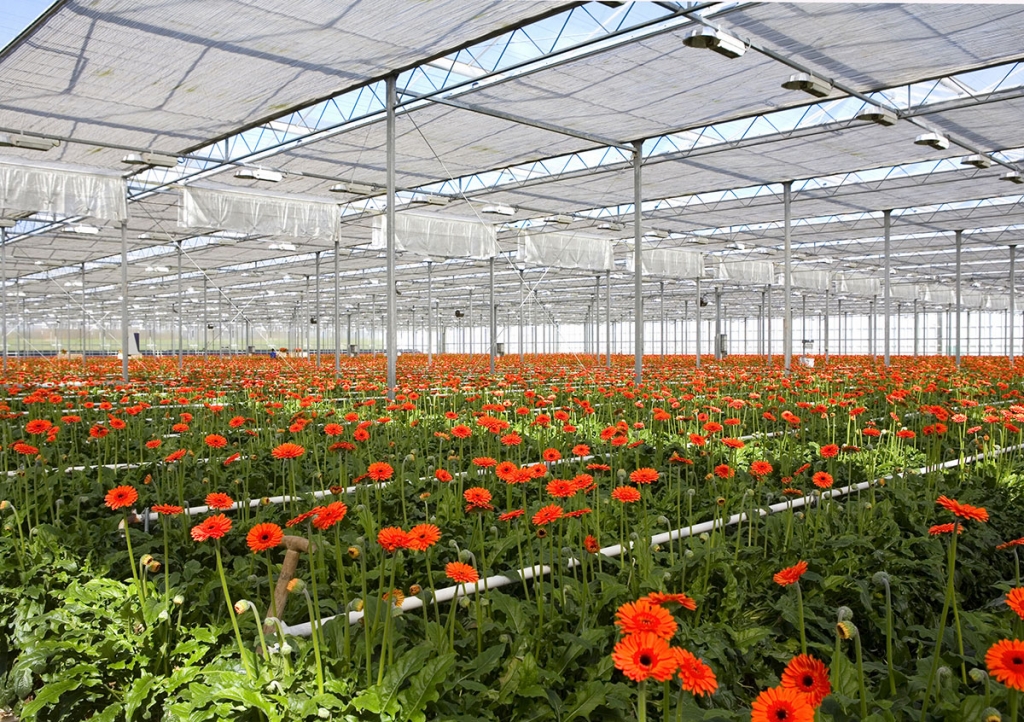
[234,168,283,182]
[598,222,624,231]
[961,154,994,169]
[0,133,58,151]
[551,215,574,225]
[122,152,179,168]
[481,204,516,216]
[855,105,898,127]
[682,28,746,59]
[0,219,17,228]
[914,132,950,151]
[70,224,99,235]
[781,72,832,98]
[1001,171,1024,185]
[329,181,374,195]
[420,194,450,206]
[645,229,670,239]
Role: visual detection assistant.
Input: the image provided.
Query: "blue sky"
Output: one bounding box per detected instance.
[0,0,56,52]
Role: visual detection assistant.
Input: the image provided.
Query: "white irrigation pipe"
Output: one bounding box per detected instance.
[274,439,1024,637]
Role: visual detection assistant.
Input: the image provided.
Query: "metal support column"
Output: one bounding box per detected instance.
[315,252,321,366]
[176,241,183,370]
[1,227,6,374]
[489,256,496,373]
[913,299,919,357]
[884,209,892,367]
[203,277,208,357]
[80,263,86,368]
[518,274,524,362]
[714,286,722,360]
[955,230,962,366]
[695,277,702,368]
[595,275,601,363]
[334,239,340,375]
[606,270,611,368]
[660,280,665,357]
[783,180,793,372]
[767,285,773,365]
[824,285,830,363]
[1011,245,1017,365]
[633,140,644,384]
[385,73,398,397]
[121,220,129,382]
[427,261,434,365]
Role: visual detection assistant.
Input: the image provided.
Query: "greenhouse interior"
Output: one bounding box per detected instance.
[2,1,1024,720]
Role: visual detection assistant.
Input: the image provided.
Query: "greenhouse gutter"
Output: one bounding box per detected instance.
[273,441,1021,637]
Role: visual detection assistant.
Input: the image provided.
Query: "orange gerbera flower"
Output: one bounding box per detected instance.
[323,423,344,436]
[464,487,494,511]
[615,600,678,640]
[811,471,833,489]
[541,448,561,462]
[611,631,678,683]
[629,468,659,484]
[472,456,497,468]
[246,522,283,553]
[406,523,441,551]
[774,560,808,587]
[285,507,322,528]
[367,461,394,482]
[713,463,734,479]
[205,434,228,448]
[495,461,519,482]
[929,523,963,536]
[445,561,479,584]
[986,638,1024,691]
[25,419,53,434]
[104,485,138,511]
[612,486,642,504]
[434,469,453,482]
[936,495,988,522]
[190,514,232,542]
[164,449,187,463]
[151,503,184,515]
[312,501,347,530]
[751,686,814,722]
[377,526,410,553]
[532,504,564,525]
[781,654,831,708]
[272,442,305,460]
[205,492,234,510]
[639,592,697,611]
[1005,588,1024,620]
[750,460,773,478]
[819,444,840,458]
[546,479,578,499]
[675,648,718,696]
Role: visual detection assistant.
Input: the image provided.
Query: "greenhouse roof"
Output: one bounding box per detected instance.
[2,1,1024,326]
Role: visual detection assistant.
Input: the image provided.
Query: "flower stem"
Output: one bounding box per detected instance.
[214,541,255,680]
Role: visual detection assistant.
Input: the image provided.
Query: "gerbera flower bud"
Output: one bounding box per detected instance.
[234,599,251,614]
[140,554,154,567]
[287,578,305,594]
[872,572,890,588]
[836,620,858,640]
[173,595,184,605]
[969,668,989,684]
[347,546,361,559]
[982,708,1001,722]
[408,584,422,596]
[837,606,854,621]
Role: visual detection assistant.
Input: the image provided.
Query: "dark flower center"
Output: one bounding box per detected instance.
[802,675,814,687]
[775,710,789,721]
[1012,656,1023,665]
[639,654,652,667]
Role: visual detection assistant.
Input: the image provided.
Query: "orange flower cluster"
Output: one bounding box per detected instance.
[610,596,715,698]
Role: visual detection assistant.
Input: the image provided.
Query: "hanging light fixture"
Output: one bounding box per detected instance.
[855,105,898,126]
[781,72,832,98]
[682,28,746,58]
